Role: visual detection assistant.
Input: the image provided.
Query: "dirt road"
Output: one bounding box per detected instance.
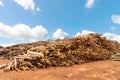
[0,60,120,80]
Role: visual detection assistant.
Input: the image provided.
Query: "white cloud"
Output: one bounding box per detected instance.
[75,30,95,36]
[0,23,48,41]
[102,33,120,43]
[0,43,15,47]
[110,26,116,30]
[85,0,95,8]
[111,15,120,24]
[53,29,68,39]
[0,0,4,7]
[14,0,36,10]
[36,7,40,12]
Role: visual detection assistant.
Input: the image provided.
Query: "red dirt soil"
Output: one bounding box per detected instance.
[0,60,120,80]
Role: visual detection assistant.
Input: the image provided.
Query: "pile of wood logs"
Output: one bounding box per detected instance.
[0,41,48,59]
[1,33,120,71]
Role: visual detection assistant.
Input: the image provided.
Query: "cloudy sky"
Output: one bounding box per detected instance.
[0,0,120,46]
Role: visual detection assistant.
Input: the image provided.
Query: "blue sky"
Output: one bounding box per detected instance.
[0,0,120,46]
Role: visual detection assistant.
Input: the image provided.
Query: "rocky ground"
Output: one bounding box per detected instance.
[0,60,120,80]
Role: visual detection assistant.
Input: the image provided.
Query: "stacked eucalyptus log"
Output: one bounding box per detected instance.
[1,33,120,71]
[0,41,48,59]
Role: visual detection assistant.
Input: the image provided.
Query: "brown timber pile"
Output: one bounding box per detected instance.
[1,33,120,71]
[0,41,47,59]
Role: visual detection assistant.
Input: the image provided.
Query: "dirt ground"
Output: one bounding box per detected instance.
[0,60,120,80]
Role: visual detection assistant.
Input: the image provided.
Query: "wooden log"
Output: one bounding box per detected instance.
[0,64,7,69]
